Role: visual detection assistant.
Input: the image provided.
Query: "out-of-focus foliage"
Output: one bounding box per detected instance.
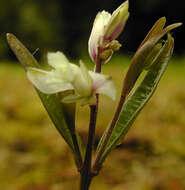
[1,56,185,189]
[0,0,65,59]
[0,0,184,61]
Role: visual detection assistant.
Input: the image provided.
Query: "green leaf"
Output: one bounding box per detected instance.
[6,33,82,165]
[6,33,39,68]
[38,92,76,150]
[138,17,166,49]
[96,33,174,165]
[121,18,181,98]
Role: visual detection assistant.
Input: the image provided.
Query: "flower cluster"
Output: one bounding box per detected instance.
[26,1,130,105]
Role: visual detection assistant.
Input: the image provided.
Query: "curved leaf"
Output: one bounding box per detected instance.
[97,34,174,165]
[6,34,82,166]
[121,19,181,98]
[138,17,166,49]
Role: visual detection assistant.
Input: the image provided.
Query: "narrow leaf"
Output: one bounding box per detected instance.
[121,19,181,98]
[38,92,76,150]
[97,34,174,165]
[138,17,166,49]
[6,34,82,164]
[6,33,39,68]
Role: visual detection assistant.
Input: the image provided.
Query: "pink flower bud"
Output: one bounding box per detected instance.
[88,1,129,64]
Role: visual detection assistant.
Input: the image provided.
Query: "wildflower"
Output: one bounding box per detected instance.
[27,51,116,105]
[88,0,129,64]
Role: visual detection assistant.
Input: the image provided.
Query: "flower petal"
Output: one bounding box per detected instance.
[72,61,92,97]
[27,67,74,94]
[89,71,116,100]
[96,79,116,100]
[104,0,129,41]
[47,51,79,83]
[47,51,69,69]
[88,11,111,62]
[79,60,92,86]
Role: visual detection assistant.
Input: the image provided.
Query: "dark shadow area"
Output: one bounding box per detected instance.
[0,0,184,61]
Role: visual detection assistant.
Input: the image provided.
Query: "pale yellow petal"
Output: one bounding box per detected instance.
[72,63,92,97]
[27,67,74,94]
[47,51,69,68]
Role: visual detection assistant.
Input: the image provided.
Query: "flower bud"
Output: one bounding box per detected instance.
[99,49,113,64]
[108,40,122,51]
[88,1,129,64]
[104,1,129,41]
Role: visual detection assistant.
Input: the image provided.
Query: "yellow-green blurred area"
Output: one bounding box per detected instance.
[1,55,185,190]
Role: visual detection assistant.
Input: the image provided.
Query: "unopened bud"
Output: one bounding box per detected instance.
[88,1,129,64]
[104,0,129,41]
[108,40,122,51]
[99,49,113,63]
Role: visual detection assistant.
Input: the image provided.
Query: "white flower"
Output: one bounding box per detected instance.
[27,51,116,105]
[88,0,129,64]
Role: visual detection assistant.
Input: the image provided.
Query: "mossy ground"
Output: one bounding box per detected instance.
[1,55,185,190]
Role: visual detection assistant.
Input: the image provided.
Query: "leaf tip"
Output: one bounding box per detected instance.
[175,22,183,27]
[6,33,14,43]
[6,33,12,43]
[160,16,166,23]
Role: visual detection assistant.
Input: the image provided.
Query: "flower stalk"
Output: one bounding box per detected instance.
[80,104,98,190]
[79,56,103,189]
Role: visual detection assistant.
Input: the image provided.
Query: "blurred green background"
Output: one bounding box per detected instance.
[0,0,185,190]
